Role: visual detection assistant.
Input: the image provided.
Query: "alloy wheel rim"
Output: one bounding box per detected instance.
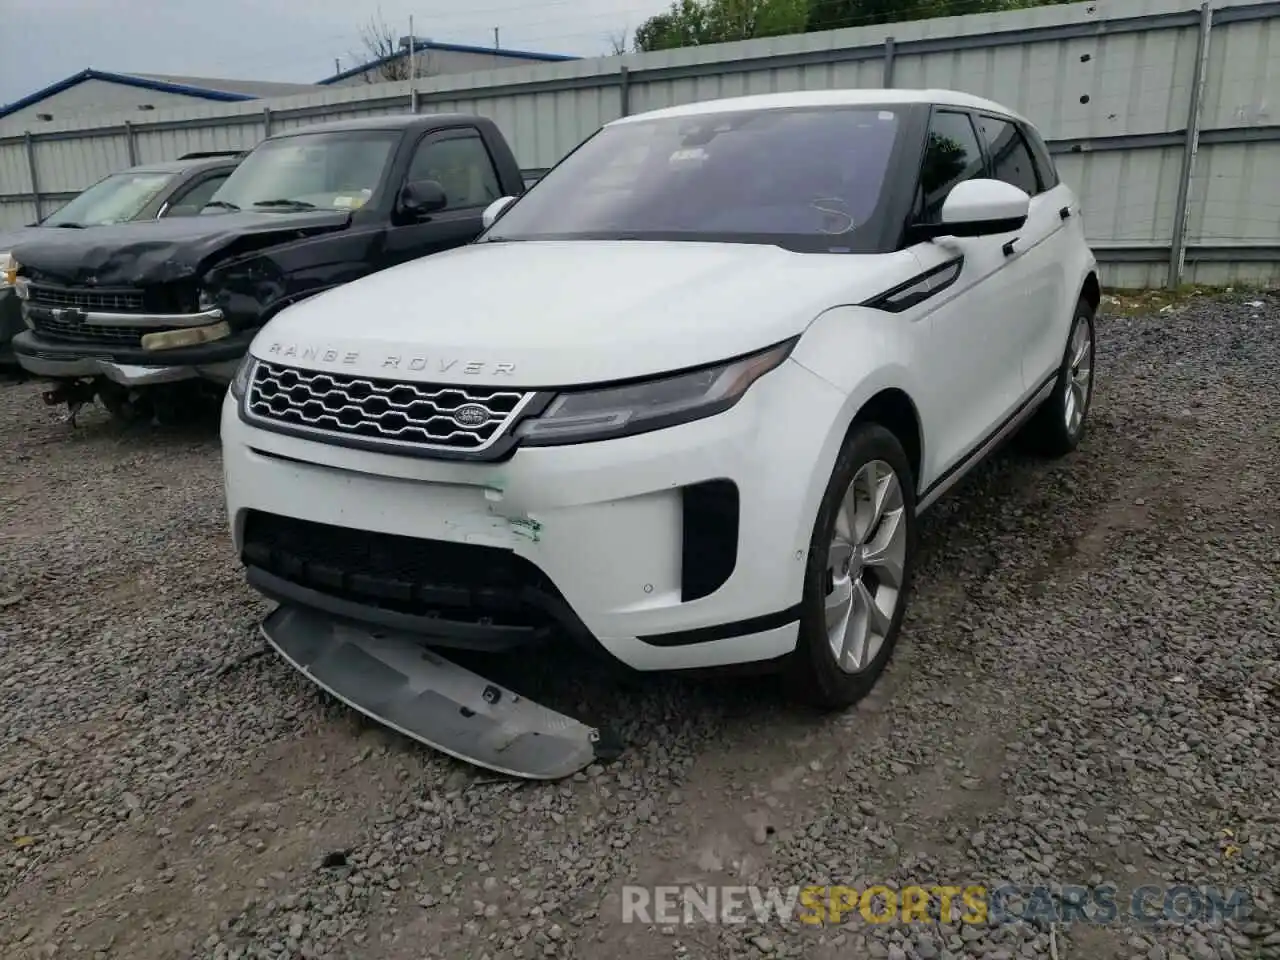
[1064,317,1093,436]
[825,459,907,674]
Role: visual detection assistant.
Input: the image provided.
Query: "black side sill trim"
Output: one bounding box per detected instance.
[860,255,963,313]
[920,369,1059,501]
[637,603,802,648]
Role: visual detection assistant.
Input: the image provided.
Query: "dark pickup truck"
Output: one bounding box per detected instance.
[9,113,530,420]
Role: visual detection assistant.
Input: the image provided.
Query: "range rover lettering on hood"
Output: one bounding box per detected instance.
[265,342,517,376]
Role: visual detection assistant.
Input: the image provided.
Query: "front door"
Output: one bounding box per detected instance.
[379,127,505,269]
[974,113,1070,392]
[908,108,1032,485]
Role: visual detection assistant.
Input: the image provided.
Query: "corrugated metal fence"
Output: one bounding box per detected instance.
[1,0,1277,289]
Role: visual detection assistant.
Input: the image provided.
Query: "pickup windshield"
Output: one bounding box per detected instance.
[484,105,904,253]
[42,171,176,226]
[205,129,400,214]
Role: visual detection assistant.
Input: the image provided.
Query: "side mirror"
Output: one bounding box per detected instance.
[916,178,1030,240]
[400,179,448,218]
[482,196,516,230]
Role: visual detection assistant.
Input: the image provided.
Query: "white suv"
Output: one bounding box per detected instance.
[221,89,1097,776]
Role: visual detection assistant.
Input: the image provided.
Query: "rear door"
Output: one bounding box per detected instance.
[377,127,505,269]
[973,112,1071,392]
[906,107,1031,484]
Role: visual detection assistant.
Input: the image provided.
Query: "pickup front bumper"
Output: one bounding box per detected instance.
[12,327,253,386]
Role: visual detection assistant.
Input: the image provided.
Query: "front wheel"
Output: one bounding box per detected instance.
[1017,297,1096,457]
[785,423,917,710]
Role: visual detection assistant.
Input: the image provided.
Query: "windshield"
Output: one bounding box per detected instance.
[485,106,904,252]
[206,130,401,213]
[42,171,176,226]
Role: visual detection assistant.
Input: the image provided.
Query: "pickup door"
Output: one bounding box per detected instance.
[377,126,509,269]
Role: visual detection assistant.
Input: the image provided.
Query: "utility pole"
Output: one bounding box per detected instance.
[409,15,416,82]
[494,27,500,50]
[333,57,340,75]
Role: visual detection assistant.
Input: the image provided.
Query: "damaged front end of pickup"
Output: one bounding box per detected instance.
[9,211,356,424]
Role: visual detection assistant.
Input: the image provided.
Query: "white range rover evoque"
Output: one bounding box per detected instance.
[221,88,1098,778]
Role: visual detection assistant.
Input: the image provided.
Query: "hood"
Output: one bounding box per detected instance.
[11,209,352,288]
[252,240,923,387]
[0,225,45,255]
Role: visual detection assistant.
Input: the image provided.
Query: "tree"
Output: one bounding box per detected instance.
[349,9,429,83]
[607,28,631,55]
[635,0,807,52]
[808,0,1042,33]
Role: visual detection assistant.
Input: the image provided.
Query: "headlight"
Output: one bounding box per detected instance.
[516,338,796,446]
[229,354,255,400]
[0,252,16,288]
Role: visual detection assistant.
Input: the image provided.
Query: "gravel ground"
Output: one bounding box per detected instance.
[1,290,1278,960]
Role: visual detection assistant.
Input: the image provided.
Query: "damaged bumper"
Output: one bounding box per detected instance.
[12,328,251,386]
[222,357,846,672]
[261,603,620,779]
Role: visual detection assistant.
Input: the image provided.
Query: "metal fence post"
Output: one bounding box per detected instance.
[619,65,631,117]
[124,120,138,166]
[883,36,896,87]
[1168,0,1213,290]
[263,106,273,137]
[23,132,43,222]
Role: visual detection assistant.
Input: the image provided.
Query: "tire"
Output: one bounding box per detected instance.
[785,422,918,710]
[1017,297,1097,457]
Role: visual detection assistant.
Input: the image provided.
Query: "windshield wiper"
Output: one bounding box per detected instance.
[253,198,316,210]
[204,200,240,212]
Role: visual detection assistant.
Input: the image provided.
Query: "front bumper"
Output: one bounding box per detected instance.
[12,328,253,386]
[222,357,850,672]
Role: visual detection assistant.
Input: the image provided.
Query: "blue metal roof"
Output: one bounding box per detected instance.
[0,69,257,121]
[318,39,580,85]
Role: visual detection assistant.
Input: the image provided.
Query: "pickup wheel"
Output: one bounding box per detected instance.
[1017,297,1096,457]
[785,423,917,711]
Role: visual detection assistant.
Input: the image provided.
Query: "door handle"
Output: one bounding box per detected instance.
[1059,206,1072,220]
[1002,238,1018,256]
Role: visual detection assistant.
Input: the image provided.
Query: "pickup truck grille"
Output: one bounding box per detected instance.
[245,361,533,454]
[29,314,144,347]
[26,283,146,313]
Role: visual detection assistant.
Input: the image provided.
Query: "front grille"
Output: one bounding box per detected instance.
[27,283,146,313]
[241,512,565,633]
[245,361,533,454]
[29,313,143,347]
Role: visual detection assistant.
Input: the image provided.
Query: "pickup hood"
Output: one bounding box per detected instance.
[253,240,921,387]
[0,226,44,254]
[11,209,352,288]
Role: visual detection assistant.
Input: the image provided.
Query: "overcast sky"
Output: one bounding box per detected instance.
[1,0,673,104]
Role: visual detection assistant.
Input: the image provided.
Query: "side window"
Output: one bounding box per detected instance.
[976,116,1041,196]
[915,110,986,224]
[163,174,230,217]
[406,133,501,211]
[1021,122,1060,190]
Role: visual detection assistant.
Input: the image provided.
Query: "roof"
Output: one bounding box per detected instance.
[266,113,483,137]
[126,73,318,98]
[318,38,578,85]
[612,88,1030,126]
[123,154,244,175]
[0,69,315,122]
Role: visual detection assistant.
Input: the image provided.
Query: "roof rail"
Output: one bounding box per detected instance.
[176,149,247,160]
